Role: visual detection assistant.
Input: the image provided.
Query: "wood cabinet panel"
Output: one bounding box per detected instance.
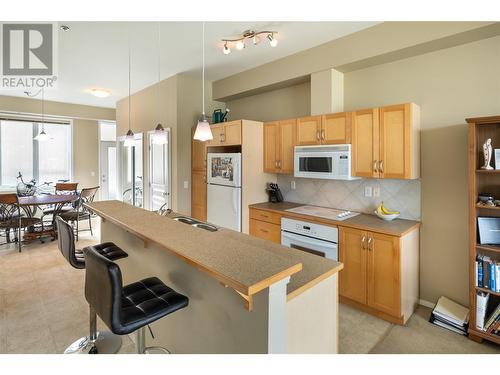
[352,108,379,178]
[296,116,321,145]
[339,227,367,304]
[322,112,351,144]
[249,219,281,244]
[191,171,206,221]
[207,125,223,146]
[192,139,206,171]
[379,104,410,179]
[367,232,401,317]
[249,208,282,225]
[263,122,279,173]
[223,121,242,145]
[278,119,296,174]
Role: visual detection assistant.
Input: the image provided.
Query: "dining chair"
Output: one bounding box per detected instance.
[60,186,99,241]
[0,193,43,252]
[41,182,79,224]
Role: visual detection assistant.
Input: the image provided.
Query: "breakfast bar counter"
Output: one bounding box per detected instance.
[86,200,343,354]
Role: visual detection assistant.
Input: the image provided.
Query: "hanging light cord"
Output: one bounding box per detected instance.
[128,34,131,132]
[202,21,205,117]
[41,88,45,132]
[157,22,161,124]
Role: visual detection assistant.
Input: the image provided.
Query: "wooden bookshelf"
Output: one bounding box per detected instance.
[467,115,500,344]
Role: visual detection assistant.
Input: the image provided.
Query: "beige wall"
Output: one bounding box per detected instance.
[225,82,311,122]
[116,74,223,214]
[73,119,99,189]
[344,36,500,306]
[0,95,114,195]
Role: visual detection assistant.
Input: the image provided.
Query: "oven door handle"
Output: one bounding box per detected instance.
[281,231,337,248]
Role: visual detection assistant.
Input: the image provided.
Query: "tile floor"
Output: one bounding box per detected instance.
[0,220,498,354]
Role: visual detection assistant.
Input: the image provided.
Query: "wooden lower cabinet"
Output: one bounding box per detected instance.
[249,219,281,244]
[339,226,418,325]
[191,171,206,221]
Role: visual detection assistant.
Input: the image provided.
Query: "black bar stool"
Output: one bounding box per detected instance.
[83,246,189,354]
[56,216,129,354]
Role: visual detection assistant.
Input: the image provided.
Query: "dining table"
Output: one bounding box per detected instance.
[18,193,79,242]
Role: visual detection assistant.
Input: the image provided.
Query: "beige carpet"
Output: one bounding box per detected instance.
[0,220,499,354]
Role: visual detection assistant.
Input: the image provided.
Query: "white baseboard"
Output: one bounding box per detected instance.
[418,299,435,308]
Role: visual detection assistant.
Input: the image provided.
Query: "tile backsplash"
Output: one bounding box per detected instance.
[277,175,421,221]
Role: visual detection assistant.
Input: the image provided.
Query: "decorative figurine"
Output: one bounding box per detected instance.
[482,138,494,170]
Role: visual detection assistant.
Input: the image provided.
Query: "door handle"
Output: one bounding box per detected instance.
[361,235,366,249]
[367,237,373,251]
[373,160,378,173]
[379,160,384,174]
[321,129,325,141]
[259,228,269,233]
[278,160,282,169]
[316,130,320,141]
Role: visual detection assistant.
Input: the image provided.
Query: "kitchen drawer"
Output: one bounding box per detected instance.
[249,208,281,225]
[249,219,281,244]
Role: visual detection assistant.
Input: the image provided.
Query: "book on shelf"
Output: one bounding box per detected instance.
[475,255,500,292]
[429,296,469,335]
[484,302,500,334]
[476,292,490,331]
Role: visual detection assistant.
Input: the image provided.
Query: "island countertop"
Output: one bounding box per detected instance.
[86,200,342,301]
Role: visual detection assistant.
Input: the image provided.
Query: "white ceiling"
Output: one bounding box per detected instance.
[0,22,378,108]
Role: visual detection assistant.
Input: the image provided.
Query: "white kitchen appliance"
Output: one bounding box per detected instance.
[281,218,338,261]
[206,153,242,231]
[294,144,358,180]
[285,205,360,221]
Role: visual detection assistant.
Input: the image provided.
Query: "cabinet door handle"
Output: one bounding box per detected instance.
[321,129,325,140]
[259,213,269,219]
[379,160,384,174]
[373,160,379,173]
[259,228,269,233]
[361,235,366,249]
[278,160,282,168]
[316,130,320,141]
[367,237,373,251]
[275,161,278,168]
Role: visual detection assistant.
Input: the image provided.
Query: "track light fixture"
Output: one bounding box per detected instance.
[222,30,278,54]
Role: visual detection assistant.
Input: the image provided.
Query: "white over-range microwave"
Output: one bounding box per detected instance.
[294,144,358,180]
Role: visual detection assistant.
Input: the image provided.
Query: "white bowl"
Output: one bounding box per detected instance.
[374,210,400,221]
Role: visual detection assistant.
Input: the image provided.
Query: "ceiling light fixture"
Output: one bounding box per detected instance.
[193,22,213,142]
[124,35,135,148]
[152,22,168,145]
[90,88,111,98]
[222,30,278,54]
[34,88,49,142]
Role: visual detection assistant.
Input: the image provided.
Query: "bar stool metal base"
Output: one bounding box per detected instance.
[135,326,170,354]
[64,331,122,354]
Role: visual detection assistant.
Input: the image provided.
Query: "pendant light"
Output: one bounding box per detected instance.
[152,22,167,145]
[124,35,135,148]
[34,88,49,141]
[193,22,213,142]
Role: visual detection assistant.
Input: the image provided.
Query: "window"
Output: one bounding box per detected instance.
[0,119,72,187]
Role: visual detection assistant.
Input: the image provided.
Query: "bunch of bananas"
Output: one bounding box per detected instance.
[375,202,400,216]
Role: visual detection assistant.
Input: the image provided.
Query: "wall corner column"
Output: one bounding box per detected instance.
[310,69,344,115]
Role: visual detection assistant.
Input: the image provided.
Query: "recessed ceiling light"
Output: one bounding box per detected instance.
[90,88,111,98]
[60,25,70,32]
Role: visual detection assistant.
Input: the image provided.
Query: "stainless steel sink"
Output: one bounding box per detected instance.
[172,216,218,232]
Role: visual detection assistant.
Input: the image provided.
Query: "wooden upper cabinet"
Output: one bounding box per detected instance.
[222,120,242,145]
[367,232,401,317]
[339,226,367,305]
[263,122,279,173]
[278,119,296,174]
[192,139,206,171]
[352,108,380,178]
[322,112,352,144]
[207,124,223,146]
[379,103,419,179]
[296,116,322,145]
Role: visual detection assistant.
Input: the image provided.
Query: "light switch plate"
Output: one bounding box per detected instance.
[364,186,372,197]
[183,181,189,189]
[90,171,95,177]
[373,187,380,197]
[291,180,296,190]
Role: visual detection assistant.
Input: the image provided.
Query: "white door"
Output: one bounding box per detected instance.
[148,130,171,211]
[100,141,117,200]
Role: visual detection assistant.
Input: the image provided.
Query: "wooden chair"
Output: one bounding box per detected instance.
[42,182,79,221]
[0,193,42,252]
[60,186,99,241]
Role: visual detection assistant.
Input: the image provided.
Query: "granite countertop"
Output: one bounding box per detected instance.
[86,200,342,301]
[250,202,420,237]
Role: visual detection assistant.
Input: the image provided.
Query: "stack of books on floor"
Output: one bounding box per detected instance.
[475,255,500,292]
[476,292,500,335]
[429,296,469,335]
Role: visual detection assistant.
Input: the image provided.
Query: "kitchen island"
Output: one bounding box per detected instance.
[86,200,343,354]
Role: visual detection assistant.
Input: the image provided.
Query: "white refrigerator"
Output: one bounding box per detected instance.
[206,153,242,231]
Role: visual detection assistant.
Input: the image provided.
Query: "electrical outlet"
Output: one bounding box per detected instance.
[373,187,380,197]
[364,186,372,197]
[183,181,189,189]
[291,180,296,190]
